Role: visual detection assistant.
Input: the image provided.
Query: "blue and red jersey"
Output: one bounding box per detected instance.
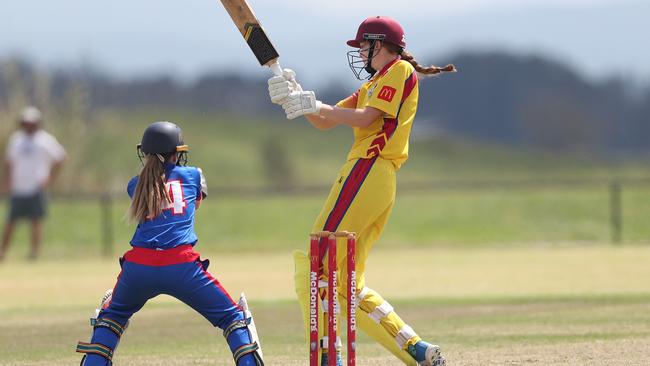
[127,163,206,249]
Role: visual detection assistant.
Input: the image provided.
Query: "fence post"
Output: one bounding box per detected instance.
[100,193,114,257]
[609,181,622,244]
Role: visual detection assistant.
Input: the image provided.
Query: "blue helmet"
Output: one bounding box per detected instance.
[137,121,189,166]
[138,121,188,155]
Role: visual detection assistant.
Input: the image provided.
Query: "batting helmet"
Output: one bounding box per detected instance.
[138,121,188,155]
[347,16,406,49]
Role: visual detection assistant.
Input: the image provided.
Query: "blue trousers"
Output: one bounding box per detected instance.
[81,245,258,365]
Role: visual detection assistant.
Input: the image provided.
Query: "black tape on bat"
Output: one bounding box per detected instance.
[244,23,279,66]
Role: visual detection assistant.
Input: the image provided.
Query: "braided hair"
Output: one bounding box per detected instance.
[386,43,457,76]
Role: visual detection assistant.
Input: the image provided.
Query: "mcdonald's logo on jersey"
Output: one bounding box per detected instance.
[377,86,397,102]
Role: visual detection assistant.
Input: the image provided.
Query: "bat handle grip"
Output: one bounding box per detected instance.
[268,60,283,76]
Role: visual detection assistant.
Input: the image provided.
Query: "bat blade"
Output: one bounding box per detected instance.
[220,0,281,73]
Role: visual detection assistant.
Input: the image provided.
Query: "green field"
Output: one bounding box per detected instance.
[2,108,649,257]
[2,246,650,365]
[2,109,650,365]
[2,108,649,192]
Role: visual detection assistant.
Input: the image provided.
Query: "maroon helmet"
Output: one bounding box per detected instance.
[347,16,406,49]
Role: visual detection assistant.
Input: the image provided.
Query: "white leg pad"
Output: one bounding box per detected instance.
[89,289,113,327]
[237,293,264,362]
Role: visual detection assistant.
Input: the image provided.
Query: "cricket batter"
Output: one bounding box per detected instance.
[268,16,455,366]
[76,122,264,366]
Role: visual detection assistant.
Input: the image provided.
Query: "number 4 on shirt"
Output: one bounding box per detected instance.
[162,180,187,215]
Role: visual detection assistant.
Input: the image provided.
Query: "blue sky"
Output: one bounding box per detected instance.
[1,0,648,88]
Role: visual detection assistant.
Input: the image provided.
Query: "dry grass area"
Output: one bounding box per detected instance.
[1,246,650,365]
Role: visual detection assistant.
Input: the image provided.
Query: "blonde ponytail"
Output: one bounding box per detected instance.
[128,154,170,222]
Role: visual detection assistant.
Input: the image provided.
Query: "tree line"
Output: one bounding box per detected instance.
[1,51,648,154]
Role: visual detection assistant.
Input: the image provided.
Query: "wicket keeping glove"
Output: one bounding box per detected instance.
[268,68,302,104]
[281,91,322,120]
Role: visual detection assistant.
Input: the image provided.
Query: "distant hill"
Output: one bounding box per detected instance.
[417,52,649,152]
[1,51,648,154]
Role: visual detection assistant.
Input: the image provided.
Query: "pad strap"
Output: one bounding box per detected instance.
[223,319,249,339]
[94,317,127,337]
[321,299,329,311]
[395,324,418,349]
[358,287,370,304]
[369,301,394,323]
[76,342,113,361]
[233,342,261,363]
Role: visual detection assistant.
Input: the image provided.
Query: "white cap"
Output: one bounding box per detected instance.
[20,106,42,124]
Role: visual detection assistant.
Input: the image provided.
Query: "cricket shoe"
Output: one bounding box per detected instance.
[320,350,343,366]
[408,340,446,366]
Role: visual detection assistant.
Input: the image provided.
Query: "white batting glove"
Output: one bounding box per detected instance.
[282,91,322,120]
[268,69,302,104]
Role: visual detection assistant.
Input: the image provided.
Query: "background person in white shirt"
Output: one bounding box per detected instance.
[0,106,66,261]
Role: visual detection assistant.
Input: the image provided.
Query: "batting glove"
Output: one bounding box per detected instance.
[268,68,302,104]
[282,91,322,120]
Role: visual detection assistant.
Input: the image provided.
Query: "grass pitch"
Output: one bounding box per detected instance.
[2,246,650,365]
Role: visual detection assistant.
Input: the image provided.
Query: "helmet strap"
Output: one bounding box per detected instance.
[364,40,378,79]
[177,151,188,166]
[136,145,145,166]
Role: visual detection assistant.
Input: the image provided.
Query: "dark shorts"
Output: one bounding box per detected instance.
[8,191,46,221]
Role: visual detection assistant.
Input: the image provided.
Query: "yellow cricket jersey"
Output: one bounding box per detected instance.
[336,58,418,170]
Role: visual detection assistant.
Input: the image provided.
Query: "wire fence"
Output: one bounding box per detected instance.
[82,177,650,254]
[1,177,648,258]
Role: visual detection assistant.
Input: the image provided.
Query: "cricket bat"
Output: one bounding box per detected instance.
[220,0,283,76]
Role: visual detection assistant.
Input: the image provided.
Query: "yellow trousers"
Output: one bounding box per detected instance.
[294,157,420,365]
